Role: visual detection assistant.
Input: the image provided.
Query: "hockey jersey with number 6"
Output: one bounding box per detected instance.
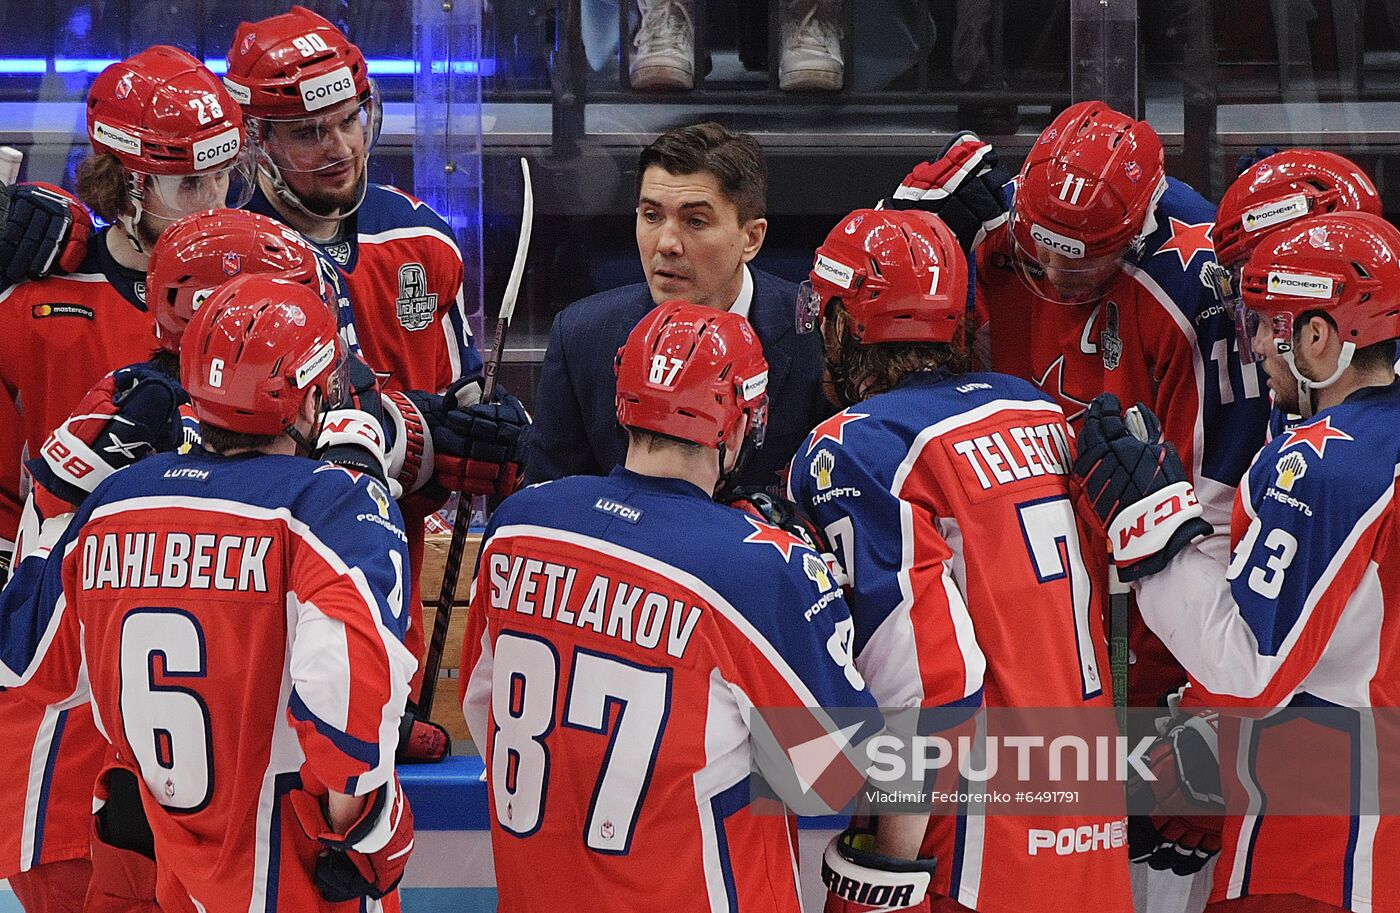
[789,371,1132,913]
[460,467,877,913]
[1136,380,1400,913]
[0,449,416,913]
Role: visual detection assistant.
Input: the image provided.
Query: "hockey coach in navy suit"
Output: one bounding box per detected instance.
[527,122,830,493]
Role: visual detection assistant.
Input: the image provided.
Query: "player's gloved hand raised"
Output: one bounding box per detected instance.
[290,774,415,902]
[1127,708,1223,875]
[822,827,937,913]
[1235,145,1281,176]
[882,132,1010,253]
[29,362,187,508]
[723,489,850,588]
[1070,393,1211,581]
[0,182,92,283]
[407,379,530,498]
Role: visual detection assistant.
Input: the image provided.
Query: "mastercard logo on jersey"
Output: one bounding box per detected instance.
[32,303,94,320]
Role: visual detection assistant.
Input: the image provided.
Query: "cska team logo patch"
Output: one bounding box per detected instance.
[396,262,437,331]
[221,252,242,276]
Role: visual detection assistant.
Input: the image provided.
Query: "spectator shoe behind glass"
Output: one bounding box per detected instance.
[780,0,844,91]
[630,0,695,91]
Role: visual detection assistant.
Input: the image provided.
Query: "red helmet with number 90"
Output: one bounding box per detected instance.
[1008,101,1166,304]
[182,274,345,436]
[147,209,329,354]
[615,301,770,458]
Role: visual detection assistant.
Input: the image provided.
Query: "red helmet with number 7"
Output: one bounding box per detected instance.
[182,274,345,436]
[1008,101,1166,304]
[147,209,330,354]
[798,208,967,344]
[615,301,770,458]
[1215,149,1382,270]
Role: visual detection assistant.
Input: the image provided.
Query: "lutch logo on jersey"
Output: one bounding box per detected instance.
[396,263,438,331]
[593,498,643,523]
[299,66,357,112]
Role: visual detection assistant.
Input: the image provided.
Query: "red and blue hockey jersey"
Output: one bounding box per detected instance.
[460,467,877,913]
[0,449,416,912]
[0,228,153,877]
[249,184,481,396]
[1136,380,1400,912]
[788,371,1132,913]
[979,177,1273,706]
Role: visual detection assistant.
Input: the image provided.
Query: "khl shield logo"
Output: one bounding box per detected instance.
[396,262,438,331]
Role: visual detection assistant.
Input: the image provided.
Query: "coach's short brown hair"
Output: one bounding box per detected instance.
[636,123,767,224]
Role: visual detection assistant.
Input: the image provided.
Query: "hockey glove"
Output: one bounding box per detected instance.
[29,363,187,509]
[0,182,92,282]
[290,774,415,902]
[1235,146,1281,177]
[724,490,850,588]
[406,379,530,499]
[1128,709,1223,876]
[1070,393,1211,581]
[882,132,1010,253]
[396,701,450,764]
[822,827,937,913]
[315,408,397,494]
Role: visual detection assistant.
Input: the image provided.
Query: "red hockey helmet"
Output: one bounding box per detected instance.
[1215,150,1381,270]
[615,301,770,455]
[87,46,254,224]
[224,6,381,202]
[182,273,345,436]
[147,209,329,354]
[1240,211,1400,358]
[1008,101,1166,303]
[798,208,967,345]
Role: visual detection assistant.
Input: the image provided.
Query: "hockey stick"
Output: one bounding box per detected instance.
[419,157,534,714]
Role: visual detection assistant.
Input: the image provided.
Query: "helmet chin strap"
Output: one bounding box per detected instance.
[260,153,370,223]
[1283,342,1355,420]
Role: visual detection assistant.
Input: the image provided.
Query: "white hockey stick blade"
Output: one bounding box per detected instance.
[498,157,534,327]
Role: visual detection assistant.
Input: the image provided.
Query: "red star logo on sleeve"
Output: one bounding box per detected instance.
[1280,415,1354,458]
[1034,355,1090,423]
[805,410,869,455]
[1155,217,1215,270]
[742,518,805,562]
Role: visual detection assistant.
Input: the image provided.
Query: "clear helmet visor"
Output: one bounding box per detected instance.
[1204,261,1261,364]
[795,279,825,334]
[1009,231,1126,305]
[252,90,382,175]
[139,160,255,220]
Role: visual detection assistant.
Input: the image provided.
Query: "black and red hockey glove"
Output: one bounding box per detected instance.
[1070,393,1212,581]
[1128,709,1223,876]
[0,182,92,282]
[290,774,415,902]
[405,379,530,499]
[882,132,1010,254]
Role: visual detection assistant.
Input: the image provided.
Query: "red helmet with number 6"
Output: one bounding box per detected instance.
[1008,101,1166,303]
[798,208,967,345]
[1240,211,1400,356]
[183,274,345,436]
[147,209,329,354]
[615,301,770,458]
[1215,150,1382,270]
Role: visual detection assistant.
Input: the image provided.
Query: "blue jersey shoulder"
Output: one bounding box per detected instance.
[357,184,455,240]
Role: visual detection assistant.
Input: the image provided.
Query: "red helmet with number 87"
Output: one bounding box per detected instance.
[615,301,770,461]
[147,209,330,354]
[182,274,346,437]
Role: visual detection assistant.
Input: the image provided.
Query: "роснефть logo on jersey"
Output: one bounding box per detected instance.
[396,262,438,331]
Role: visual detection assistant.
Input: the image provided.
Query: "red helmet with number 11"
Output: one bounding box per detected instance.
[183,274,346,437]
[1009,101,1166,304]
[615,301,770,459]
